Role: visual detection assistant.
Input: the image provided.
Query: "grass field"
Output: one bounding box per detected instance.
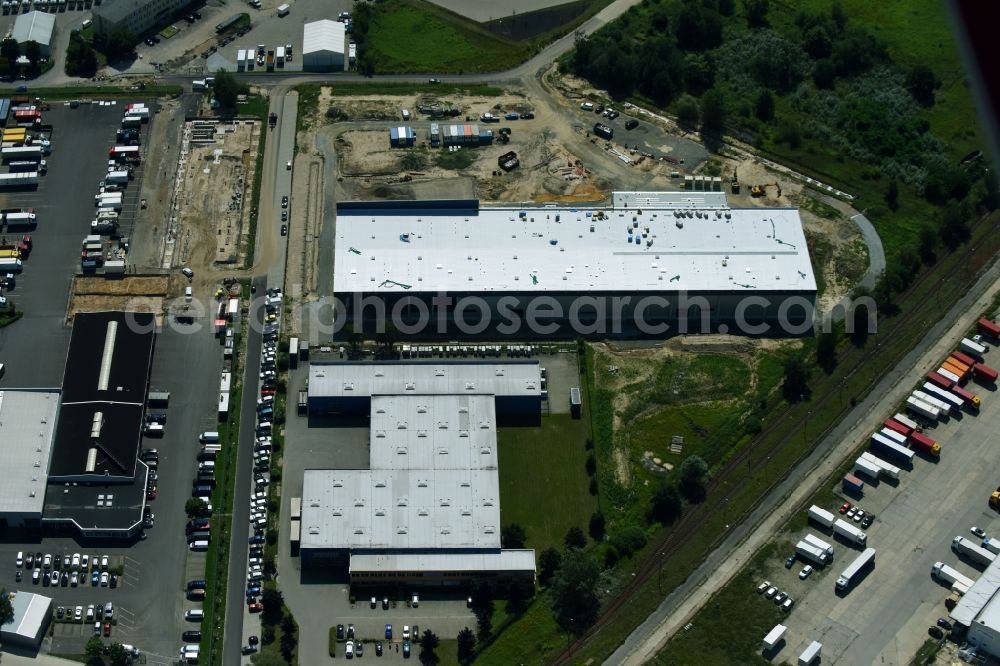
[497,413,597,552]
[365,0,530,73]
[646,355,750,405]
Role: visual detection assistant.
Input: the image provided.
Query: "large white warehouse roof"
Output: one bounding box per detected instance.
[334,194,816,294]
[0,390,59,518]
[12,11,55,47]
[303,19,346,55]
[308,361,542,400]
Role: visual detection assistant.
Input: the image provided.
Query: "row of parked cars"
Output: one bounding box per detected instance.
[16,551,121,588]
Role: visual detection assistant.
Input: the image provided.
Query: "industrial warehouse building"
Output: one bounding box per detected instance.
[951,554,1000,658]
[306,361,542,418]
[12,11,55,58]
[0,390,59,530]
[92,0,188,42]
[302,19,346,72]
[42,311,156,539]
[300,362,538,585]
[0,592,53,650]
[332,191,817,339]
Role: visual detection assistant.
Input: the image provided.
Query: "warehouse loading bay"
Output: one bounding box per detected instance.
[755,361,999,663]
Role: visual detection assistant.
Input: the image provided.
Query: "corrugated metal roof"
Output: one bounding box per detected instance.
[308,361,541,400]
[349,549,535,573]
[952,555,1000,626]
[12,11,55,47]
[0,390,59,517]
[302,19,346,55]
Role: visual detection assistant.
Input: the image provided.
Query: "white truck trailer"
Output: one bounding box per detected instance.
[960,337,987,358]
[878,427,908,445]
[952,536,997,568]
[835,547,876,591]
[106,170,130,185]
[762,624,786,652]
[795,541,828,566]
[932,561,975,591]
[807,505,835,529]
[922,382,964,413]
[913,390,952,416]
[0,257,23,272]
[853,456,882,482]
[0,172,38,187]
[798,641,822,666]
[983,538,1000,555]
[906,395,941,421]
[893,413,920,431]
[860,451,901,481]
[803,533,834,558]
[833,518,867,547]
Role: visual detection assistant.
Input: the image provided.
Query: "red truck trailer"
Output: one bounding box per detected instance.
[950,384,981,409]
[952,350,978,367]
[973,362,998,384]
[884,418,913,437]
[978,318,1000,339]
[910,431,941,456]
[926,371,954,391]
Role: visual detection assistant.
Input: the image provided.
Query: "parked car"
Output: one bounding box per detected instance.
[799,565,813,580]
[756,580,770,594]
[937,618,953,630]
[784,555,796,569]
[972,526,986,538]
[839,502,851,514]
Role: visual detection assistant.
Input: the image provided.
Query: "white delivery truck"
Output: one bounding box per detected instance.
[832,518,867,547]
[762,624,786,652]
[807,505,835,529]
[835,547,876,591]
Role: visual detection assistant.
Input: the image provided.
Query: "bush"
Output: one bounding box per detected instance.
[609,525,647,557]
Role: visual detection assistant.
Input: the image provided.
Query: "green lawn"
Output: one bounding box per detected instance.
[365,0,530,73]
[628,402,743,469]
[498,414,597,553]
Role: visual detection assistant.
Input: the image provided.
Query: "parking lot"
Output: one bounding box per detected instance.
[772,373,999,663]
[0,101,151,387]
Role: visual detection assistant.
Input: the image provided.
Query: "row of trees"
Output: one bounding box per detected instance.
[1,37,43,76]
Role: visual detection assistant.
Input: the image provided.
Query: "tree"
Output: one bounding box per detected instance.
[812,58,836,89]
[831,2,848,33]
[280,613,297,637]
[185,497,211,518]
[816,329,838,373]
[777,119,803,148]
[700,88,726,133]
[538,547,562,587]
[744,415,763,435]
[677,4,723,52]
[938,197,971,249]
[261,587,284,625]
[754,89,774,122]
[250,651,287,666]
[609,525,647,557]
[1,38,19,75]
[743,0,770,29]
[905,63,940,107]
[781,354,810,402]
[24,40,40,68]
[585,453,597,476]
[676,94,700,127]
[885,178,899,211]
[917,222,937,264]
[85,635,104,660]
[65,31,98,77]
[213,69,248,113]
[107,642,129,666]
[457,627,476,665]
[501,523,526,549]
[550,548,601,633]
[419,629,440,665]
[470,581,495,638]
[505,579,533,615]
[677,455,710,502]
[588,511,606,541]
[802,24,832,59]
[651,481,683,524]
[103,28,137,61]
[280,628,297,662]
[564,526,587,550]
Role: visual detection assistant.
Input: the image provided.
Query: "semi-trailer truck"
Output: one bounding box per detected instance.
[762,624,786,652]
[843,473,864,494]
[1,145,43,161]
[950,384,981,409]
[0,257,23,272]
[870,432,915,465]
[835,547,876,591]
[803,533,834,558]
[922,383,964,413]
[960,337,987,358]
[833,518,867,546]
[983,537,1000,555]
[798,641,822,666]
[807,505,835,529]
[878,428,908,445]
[932,561,975,589]
[952,536,997,567]
[926,371,954,391]
[3,211,36,227]
[106,170,130,185]
[854,456,881,482]
[0,172,38,187]
[973,362,998,383]
[909,431,941,456]
[951,350,977,368]
[938,366,962,384]
[861,451,901,480]
[913,390,951,416]
[943,358,970,379]
[883,418,911,437]
[893,413,920,432]
[907,395,941,421]
[91,219,119,234]
[978,318,1000,339]
[795,540,829,566]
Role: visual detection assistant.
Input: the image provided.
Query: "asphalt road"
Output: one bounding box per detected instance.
[221,273,266,666]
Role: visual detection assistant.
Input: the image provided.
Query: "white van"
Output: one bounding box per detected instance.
[189,540,209,551]
[185,286,193,302]
[199,431,219,443]
[185,609,204,621]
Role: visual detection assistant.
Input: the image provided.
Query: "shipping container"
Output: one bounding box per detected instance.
[870,432,915,464]
[926,371,953,391]
[950,384,981,409]
[906,395,941,421]
[892,413,919,432]
[807,505,835,529]
[937,366,962,384]
[950,350,977,368]
[977,318,1000,339]
[853,456,882,482]
[803,533,834,557]
[960,337,987,358]
[798,640,822,666]
[842,473,864,494]
[973,362,998,383]
[762,624,786,652]
[909,430,940,456]
[861,451,901,480]
[883,418,911,437]
[922,383,963,413]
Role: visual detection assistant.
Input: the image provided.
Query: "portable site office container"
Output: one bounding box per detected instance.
[237,49,247,70]
[289,337,299,368]
[148,391,170,406]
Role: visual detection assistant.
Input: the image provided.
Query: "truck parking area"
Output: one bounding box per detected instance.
[763,338,1000,663]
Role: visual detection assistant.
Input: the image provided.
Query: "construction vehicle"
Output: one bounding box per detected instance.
[730,167,740,194]
[991,486,1000,509]
[750,182,782,198]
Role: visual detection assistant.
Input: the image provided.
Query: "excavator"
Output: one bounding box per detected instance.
[750,182,782,198]
[990,485,1000,509]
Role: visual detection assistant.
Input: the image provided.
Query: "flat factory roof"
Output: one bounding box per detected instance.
[952,555,1000,627]
[302,19,346,55]
[0,390,59,516]
[334,196,816,294]
[12,11,54,47]
[612,190,730,209]
[301,394,500,551]
[349,549,536,574]
[308,361,541,400]
[3,591,52,643]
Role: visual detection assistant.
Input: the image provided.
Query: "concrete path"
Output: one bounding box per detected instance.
[851,213,886,290]
[607,255,1000,665]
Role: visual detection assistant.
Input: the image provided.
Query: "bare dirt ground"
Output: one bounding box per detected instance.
[68,275,169,320]
[168,119,261,294]
[286,152,323,312]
